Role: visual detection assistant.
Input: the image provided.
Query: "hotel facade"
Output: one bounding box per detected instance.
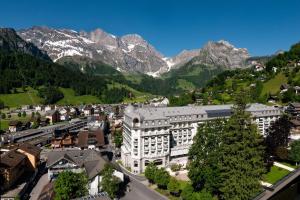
[121,104,281,174]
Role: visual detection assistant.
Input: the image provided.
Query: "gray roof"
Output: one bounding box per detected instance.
[125,106,207,120]
[124,103,280,121]
[46,149,107,179]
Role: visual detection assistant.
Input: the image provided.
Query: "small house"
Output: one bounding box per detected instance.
[8,121,23,132]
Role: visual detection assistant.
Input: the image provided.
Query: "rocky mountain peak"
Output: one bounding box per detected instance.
[190,40,250,68]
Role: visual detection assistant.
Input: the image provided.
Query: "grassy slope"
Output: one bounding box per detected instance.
[107,82,155,103]
[57,88,102,105]
[0,115,32,131]
[261,73,287,96]
[0,87,42,108]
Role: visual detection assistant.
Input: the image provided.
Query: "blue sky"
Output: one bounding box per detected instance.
[0,0,299,57]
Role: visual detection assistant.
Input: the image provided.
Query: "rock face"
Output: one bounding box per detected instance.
[18,26,169,75]
[17,26,250,76]
[190,40,250,68]
[165,49,200,70]
[0,28,50,60]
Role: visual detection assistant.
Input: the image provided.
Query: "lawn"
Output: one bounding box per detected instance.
[0,115,32,131]
[261,73,287,96]
[0,87,42,108]
[263,166,290,184]
[57,88,102,105]
[0,120,9,131]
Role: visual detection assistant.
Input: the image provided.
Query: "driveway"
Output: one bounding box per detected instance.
[120,174,167,200]
[29,173,49,200]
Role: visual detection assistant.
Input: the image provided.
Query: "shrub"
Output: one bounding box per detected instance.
[170,163,182,172]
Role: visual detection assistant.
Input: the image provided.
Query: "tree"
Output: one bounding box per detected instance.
[0,99,4,109]
[1,113,6,119]
[218,92,265,200]
[31,112,35,119]
[167,177,181,196]
[38,86,64,105]
[192,189,215,200]
[265,115,291,157]
[154,168,170,189]
[100,164,121,199]
[17,112,21,117]
[145,162,158,183]
[22,111,26,118]
[188,119,225,192]
[181,184,194,200]
[114,130,123,148]
[275,146,289,160]
[54,171,88,200]
[289,140,300,165]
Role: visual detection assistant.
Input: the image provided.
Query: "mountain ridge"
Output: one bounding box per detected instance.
[17,26,252,76]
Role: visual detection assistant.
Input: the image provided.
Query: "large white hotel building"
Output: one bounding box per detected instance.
[121,104,281,174]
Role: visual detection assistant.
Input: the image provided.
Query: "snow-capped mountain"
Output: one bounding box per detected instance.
[18,26,250,76]
[18,26,169,76]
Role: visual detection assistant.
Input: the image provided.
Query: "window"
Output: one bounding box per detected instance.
[154,159,163,165]
[145,160,150,166]
[134,161,138,167]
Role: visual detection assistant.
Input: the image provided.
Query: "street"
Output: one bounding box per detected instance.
[120,170,168,200]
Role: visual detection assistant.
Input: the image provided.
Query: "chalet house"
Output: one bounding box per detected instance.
[286,102,300,116]
[45,105,55,112]
[77,129,105,150]
[83,106,94,116]
[16,143,41,170]
[35,105,44,112]
[0,143,41,192]
[45,110,60,124]
[8,121,23,132]
[60,113,70,121]
[0,150,27,191]
[46,149,124,195]
[51,133,76,149]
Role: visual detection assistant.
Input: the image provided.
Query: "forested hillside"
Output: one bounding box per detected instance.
[178,42,300,105]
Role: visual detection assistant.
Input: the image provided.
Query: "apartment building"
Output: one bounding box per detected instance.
[121,103,281,174]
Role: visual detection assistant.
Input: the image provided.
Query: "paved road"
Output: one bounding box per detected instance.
[120,172,167,200]
[108,145,167,200]
[29,173,49,200]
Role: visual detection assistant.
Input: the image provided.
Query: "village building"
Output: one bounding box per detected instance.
[46,149,123,195]
[77,129,105,150]
[8,121,23,133]
[0,143,41,193]
[121,103,282,174]
[45,110,60,124]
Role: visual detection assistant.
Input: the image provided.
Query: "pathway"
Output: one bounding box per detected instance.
[29,173,49,200]
[274,162,295,171]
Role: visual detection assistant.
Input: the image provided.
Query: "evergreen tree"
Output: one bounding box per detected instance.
[188,119,225,193]
[218,93,265,200]
[289,140,300,165]
[265,115,291,157]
